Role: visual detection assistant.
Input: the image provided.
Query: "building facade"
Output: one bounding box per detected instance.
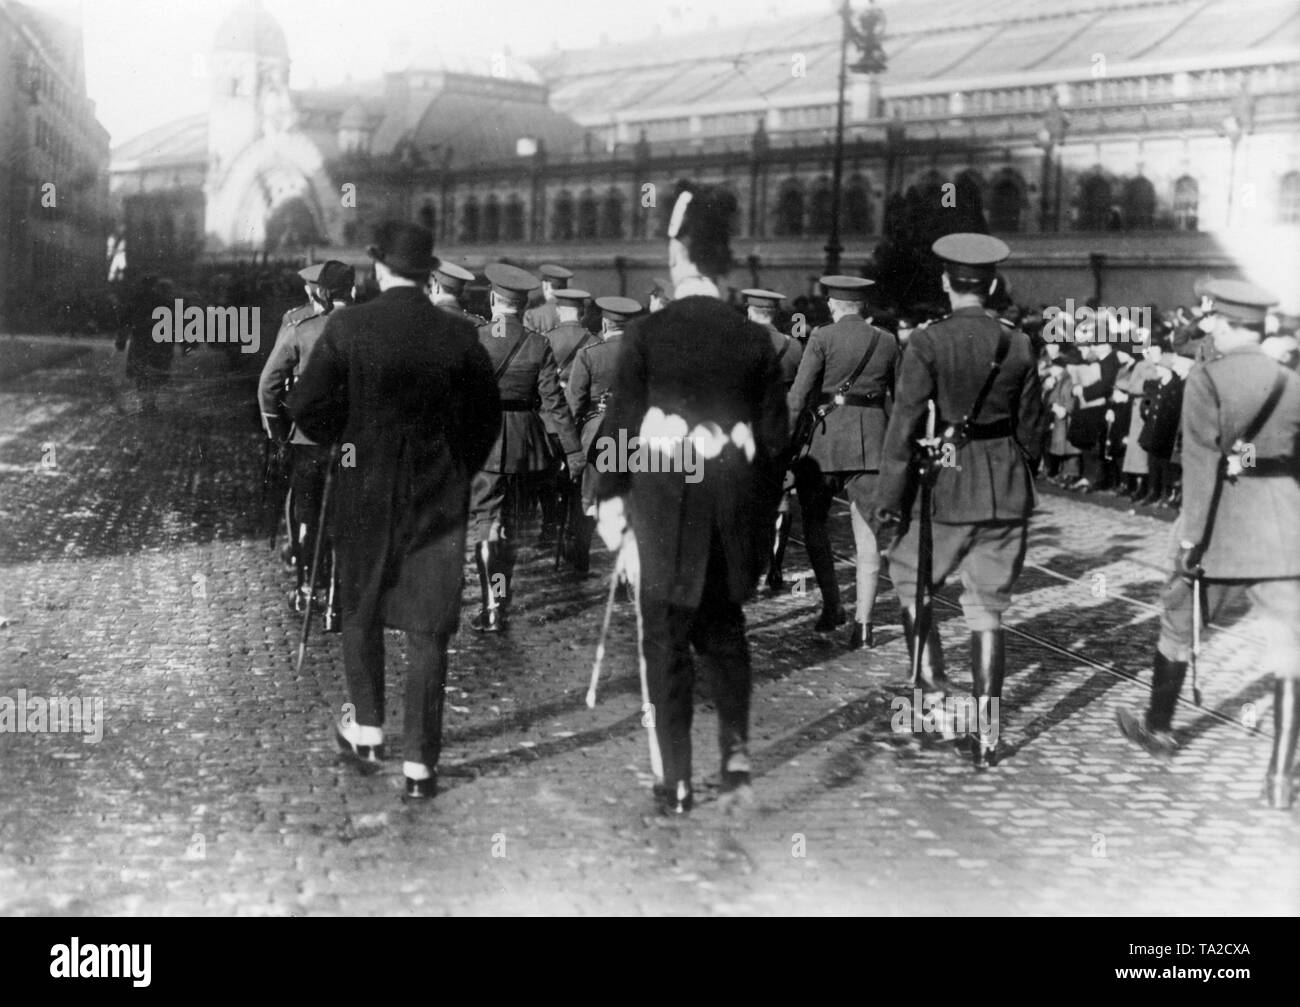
[0,1,111,330]
[112,0,1300,309]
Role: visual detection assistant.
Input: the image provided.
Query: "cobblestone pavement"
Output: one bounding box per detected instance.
[1,341,1296,916]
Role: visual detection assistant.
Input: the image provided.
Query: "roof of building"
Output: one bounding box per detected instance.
[213,0,288,60]
[110,113,208,170]
[534,0,1300,120]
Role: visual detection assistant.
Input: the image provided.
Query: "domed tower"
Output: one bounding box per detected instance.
[206,0,291,181]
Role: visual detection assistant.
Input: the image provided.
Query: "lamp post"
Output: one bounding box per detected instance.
[825,0,887,274]
[1035,92,1068,233]
[1222,83,1255,228]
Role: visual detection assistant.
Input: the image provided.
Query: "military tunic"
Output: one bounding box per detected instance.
[877,306,1044,629]
[566,332,621,509]
[546,320,594,389]
[524,299,560,335]
[470,315,582,541]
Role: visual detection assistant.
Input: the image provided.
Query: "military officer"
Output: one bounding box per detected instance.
[428,259,485,324]
[523,263,573,334]
[875,234,1045,769]
[1117,280,1300,810]
[566,295,641,573]
[258,260,355,628]
[540,288,595,554]
[742,289,805,593]
[787,277,897,647]
[595,182,788,816]
[287,222,501,800]
[470,263,586,631]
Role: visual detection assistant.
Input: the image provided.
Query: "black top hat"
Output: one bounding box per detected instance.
[367,222,434,278]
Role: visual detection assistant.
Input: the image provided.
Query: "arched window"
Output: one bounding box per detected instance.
[552,190,574,241]
[809,176,833,234]
[483,194,501,243]
[600,188,624,239]
[1278,172,1300,225]
[844,174,872,235]
[955,170,987,218]
[461,196,480,243]
[441,197,454,243]
[1173,176,1198,231]
[1076,175,1112,230]
[774,179,804,236]
[504,195,525,241]
[577,189,599,239]
[1123,176,1156,230]
[989,174,1022,232]
[418,200,435,233]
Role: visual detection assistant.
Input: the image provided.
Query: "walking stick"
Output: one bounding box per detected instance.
[1190,573,1203,706]
[585,548,624,708]
[625,531,664,779]
[296,445,339,674]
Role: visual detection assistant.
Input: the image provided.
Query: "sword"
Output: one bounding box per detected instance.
[585,548,624,708]
[296,444,339,674]
[911,401,940,689]
[625,532,664,779]
[1190,573,1203,706]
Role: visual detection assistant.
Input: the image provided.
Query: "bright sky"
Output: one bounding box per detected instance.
[48,0,838,146]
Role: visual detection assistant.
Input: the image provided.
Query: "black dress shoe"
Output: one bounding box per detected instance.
[403,775,438,801]
[971,737,999,770]
[847,621,873,650]
[614,580,632,604]
[814,607,846,632]
[1115,707,1177,759]
[470,607,504,632]
[653,782,694,816]
[335,726,384,764]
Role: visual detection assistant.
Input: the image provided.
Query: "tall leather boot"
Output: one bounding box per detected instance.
[969,629,1005,769]
[1264,678,1299,810]
[470,541,504,632]
[901,609,947,695]
[571,516,594,575]
[1116,648,1185,758]
[766,512,791,592]
[806,524,844,630]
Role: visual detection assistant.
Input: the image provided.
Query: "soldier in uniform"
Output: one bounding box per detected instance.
[470,263,586,632]
[741,289,803,593]
[1117,280,1300,810]
[523,263,573,334]
[874,234,1045,769]
[595,183,788,815]
[566,295,641,573]
[538,288,594,551]
[428,259,485,325]
[287,222,501,800]
[258,260,355,627]
[787,277,898,647]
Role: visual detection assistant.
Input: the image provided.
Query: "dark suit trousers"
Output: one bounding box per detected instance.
[638,534,752,790]
[342,616,449,766]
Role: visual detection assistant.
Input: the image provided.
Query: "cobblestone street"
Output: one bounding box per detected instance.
[1,339,1296,916]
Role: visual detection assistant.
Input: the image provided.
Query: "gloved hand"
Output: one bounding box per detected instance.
[871,507,903,555]
[1104,409,1115,424]
[1051,403,1067,420]
[566,449,587,479]
[596,496,627,551]
[1175,541,1203,582]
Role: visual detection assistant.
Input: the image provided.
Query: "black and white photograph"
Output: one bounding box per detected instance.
[1,0,1298,931]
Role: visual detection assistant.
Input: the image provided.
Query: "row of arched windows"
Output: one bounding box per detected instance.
[418,170,1300,243]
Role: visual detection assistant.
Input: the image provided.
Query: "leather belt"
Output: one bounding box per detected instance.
[939,417,1014,440]
[500,399,537,412]
[1239,457,1300,478]
[817,391,885,408]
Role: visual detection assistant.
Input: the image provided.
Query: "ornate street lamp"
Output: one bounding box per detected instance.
[825,0,888,274]
[1222,82,1255,227]
[1035,92,1068,233]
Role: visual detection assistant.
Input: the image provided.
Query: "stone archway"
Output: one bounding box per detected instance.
[265,195,326,251]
